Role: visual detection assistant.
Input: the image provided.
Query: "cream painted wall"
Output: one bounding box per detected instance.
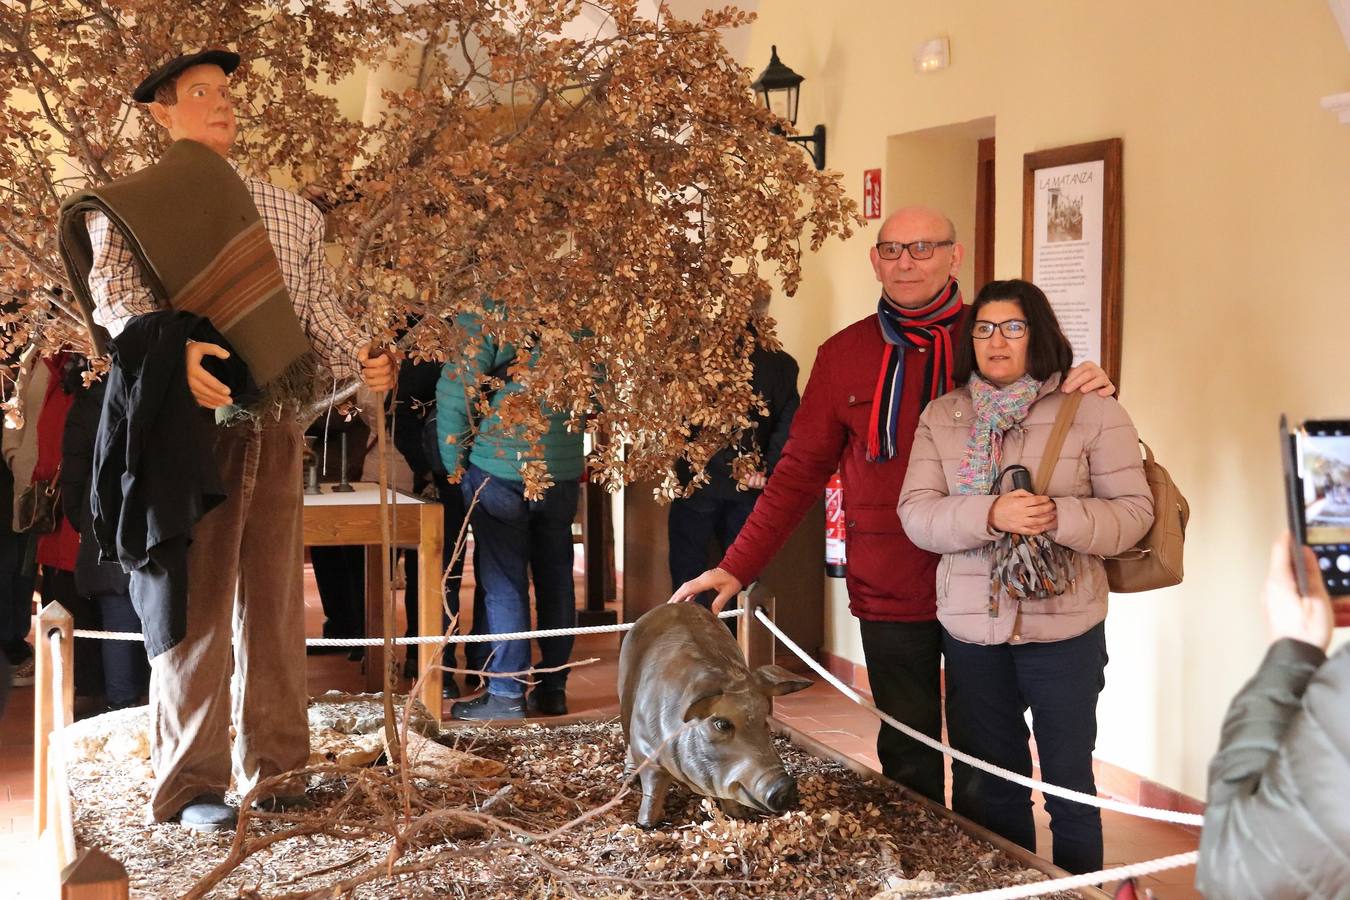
[746,0,1350,797]
[884,120,989,323]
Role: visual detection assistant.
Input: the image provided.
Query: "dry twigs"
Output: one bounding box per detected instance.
[67,722,1083,898]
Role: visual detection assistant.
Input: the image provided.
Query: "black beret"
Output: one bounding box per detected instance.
[132,49,240,103]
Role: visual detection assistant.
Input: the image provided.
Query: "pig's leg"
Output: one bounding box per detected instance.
[637,766,673,828]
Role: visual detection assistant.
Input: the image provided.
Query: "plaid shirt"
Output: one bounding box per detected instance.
[86,164,362,382]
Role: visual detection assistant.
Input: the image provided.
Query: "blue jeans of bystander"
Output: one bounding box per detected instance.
[462,464,579,700]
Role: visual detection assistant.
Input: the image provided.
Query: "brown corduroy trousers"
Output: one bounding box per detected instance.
[148,418,307,822]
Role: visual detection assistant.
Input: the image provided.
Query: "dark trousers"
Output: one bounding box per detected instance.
[94,591,148,708]
[942,623,1108,875]
[311,545,365,639]
[857,618,945,805]
[403,481,488,673]
[463,464,579,699]
[667,490,756,615]
[0,530,35,664]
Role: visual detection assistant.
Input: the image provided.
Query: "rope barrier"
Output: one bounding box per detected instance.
[72,607,745,646]
[933,851,1199,899]
[57,600,1202,895]
[754,608,1204,828]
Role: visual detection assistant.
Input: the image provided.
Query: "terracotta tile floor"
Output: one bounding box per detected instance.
[0,565,1200,897]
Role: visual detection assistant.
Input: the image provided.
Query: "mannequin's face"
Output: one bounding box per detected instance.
[149,64,236,156]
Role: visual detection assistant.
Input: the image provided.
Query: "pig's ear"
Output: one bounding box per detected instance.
[682,690,722,722]
[753,665,812,697]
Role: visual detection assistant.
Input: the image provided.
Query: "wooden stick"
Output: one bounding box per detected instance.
[416,502,445,721]
[372,349,399,764]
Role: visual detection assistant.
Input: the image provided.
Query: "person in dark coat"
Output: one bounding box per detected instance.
[36,352,104,709]
[668,311,799,614]
[392,355,487,698]
[1196,535,1350,899]
[63,359,147,710]
[303,410,370,658]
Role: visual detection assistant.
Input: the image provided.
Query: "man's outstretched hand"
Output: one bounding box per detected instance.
[669,566,743,614]
[359,344,397,392]
[1061,360,1115,397]
[186,341,233,409]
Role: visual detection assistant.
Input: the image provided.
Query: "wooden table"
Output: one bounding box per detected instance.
[303,483,445,720]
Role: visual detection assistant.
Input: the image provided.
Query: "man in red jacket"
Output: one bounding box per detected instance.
[670,205,1113,804]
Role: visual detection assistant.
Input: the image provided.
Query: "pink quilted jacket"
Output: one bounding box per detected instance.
[898,376,1153,645]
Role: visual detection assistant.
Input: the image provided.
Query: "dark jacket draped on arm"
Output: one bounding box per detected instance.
[91,311,254,657]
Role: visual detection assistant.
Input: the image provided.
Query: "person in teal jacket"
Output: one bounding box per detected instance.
[436,314,585,719]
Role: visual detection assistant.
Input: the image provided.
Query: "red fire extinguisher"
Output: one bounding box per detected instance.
[825,472,847,578]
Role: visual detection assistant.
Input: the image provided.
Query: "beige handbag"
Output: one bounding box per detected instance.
[1036,396,1189,593]
[1102,440,1189,592]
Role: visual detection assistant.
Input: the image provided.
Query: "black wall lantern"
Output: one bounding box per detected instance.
[751,45,826,171]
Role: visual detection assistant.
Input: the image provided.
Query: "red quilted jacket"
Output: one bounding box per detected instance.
[720,311,964,622]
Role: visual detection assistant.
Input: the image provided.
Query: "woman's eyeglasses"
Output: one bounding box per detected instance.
[971,319,1028,339]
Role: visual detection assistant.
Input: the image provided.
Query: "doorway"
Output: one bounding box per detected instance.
[883,117,996,295]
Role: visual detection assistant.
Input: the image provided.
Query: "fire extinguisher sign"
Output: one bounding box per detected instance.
[825,472,847,577]
[863,168,882,220]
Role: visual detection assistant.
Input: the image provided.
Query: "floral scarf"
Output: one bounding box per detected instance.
[955,374,1041,495]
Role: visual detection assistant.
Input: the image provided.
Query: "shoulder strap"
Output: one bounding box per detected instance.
[1033,391,1083,495]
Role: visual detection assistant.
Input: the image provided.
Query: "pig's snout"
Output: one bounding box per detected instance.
[763,773,798,812]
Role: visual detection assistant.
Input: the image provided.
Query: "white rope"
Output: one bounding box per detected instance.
[754,608,1204,828]
[47,631,77,858]
[73,607,745,646]
[933,851,1199,899]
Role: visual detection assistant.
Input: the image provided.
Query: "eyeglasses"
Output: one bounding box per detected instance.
[971,319,1028,339]
[874,240,954,261]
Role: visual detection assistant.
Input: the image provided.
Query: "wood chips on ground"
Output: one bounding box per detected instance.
[68,720,1080,898]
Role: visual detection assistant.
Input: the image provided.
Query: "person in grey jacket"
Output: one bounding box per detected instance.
[1196,535,1348,899]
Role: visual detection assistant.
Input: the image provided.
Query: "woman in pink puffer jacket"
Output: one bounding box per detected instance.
[898,279,1152,875]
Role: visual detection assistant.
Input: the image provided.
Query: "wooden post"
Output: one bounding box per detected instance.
[417,501,445,721]
[60,847,129,899]
[34,602,73,840]
[736,584,776,672]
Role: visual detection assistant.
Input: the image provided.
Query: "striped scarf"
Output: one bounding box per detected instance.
[867,278,963,461]
[956,374,1042,495]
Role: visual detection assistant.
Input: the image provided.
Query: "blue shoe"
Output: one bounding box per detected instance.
[451,692,524,721]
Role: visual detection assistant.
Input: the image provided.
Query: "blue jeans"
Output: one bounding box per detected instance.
[462,465,579,699]
[942,622,1108,875]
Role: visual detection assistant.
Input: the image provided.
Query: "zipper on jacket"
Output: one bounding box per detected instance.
[1011,603,1023,642]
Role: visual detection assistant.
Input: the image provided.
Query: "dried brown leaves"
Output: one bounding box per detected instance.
[1,1,859,494]
[67,721,1080,899]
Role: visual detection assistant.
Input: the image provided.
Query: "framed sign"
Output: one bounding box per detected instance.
[1022,138,1123,384]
